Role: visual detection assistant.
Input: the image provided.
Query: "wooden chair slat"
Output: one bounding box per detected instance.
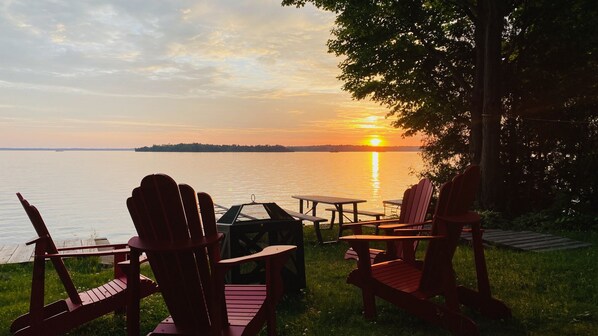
[90,288,107,301]
[100,282,120,297]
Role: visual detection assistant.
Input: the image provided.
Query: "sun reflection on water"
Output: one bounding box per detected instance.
[371,152,380,198]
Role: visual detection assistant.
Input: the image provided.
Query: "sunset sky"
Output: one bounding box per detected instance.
[0,0,421,148]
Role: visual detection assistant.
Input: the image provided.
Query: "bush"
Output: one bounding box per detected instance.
[479,209,598,232]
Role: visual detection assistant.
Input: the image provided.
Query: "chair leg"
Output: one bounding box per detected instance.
[362,288,377,320]
[266,312,276,336]
[28,252,46,334]
[457,286,511,319]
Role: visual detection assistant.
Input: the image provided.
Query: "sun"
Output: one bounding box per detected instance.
[368,138,383,147]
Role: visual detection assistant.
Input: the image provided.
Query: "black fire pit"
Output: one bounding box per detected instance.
[216,199,305,292]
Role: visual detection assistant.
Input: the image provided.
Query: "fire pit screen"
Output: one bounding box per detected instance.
[216,199,305,292]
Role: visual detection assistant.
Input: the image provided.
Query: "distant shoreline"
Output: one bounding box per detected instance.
[0,148,134,151]
[0,144,421,152]
[134,143,421,153]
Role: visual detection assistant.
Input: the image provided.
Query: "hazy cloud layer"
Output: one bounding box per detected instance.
[0,0,417,147]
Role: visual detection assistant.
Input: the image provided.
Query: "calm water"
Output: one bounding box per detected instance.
[0,150,423,244]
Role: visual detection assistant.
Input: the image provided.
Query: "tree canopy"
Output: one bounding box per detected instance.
[283,0,598,224]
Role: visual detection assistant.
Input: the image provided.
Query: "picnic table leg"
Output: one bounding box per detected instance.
[314,221,324,245]
[310,202,319,217]
[336,205,344,241]
[310,202,325,245]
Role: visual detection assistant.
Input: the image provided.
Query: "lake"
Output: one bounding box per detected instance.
[0,150,423,244]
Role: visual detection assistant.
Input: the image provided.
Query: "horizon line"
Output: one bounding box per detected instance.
[1,144,421,151]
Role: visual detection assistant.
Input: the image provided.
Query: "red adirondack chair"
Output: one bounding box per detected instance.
[343,178,433,264]
[11,193,158,336]
[125,174,296,336]
[340,166,511,335]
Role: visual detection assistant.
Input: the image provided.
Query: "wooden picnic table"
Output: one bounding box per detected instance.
[291,195,366,244]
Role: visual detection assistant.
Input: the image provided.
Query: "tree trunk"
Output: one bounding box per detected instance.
[470,0,486,166]
[480,0,503,210]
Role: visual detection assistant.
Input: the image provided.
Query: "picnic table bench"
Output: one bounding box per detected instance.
[282,209,331,244]
[282,208,328,225]
[324,208,385,233]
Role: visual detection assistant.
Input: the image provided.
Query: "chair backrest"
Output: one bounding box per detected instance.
[435,165,480,218]
[398,178,434,224]
[419,165,481,292]
[127,174,222,333]
[16,193,81,305]
[390,178,434,260]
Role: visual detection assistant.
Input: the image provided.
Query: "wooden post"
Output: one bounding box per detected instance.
[29,241,46,334]
[471,221,491,298]
[126,248,140,336]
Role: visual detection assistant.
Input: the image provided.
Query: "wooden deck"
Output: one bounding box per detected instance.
[461,229,591,252]
[0,237,111,264]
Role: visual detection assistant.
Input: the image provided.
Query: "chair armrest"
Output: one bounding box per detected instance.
[393,228,431,234]
[378,220,432,230]
[218,245,296,267]
[127,233,224,252]
[341,221,368,229]
[118,254,149,267]
[342,217,407,228]
[56,243,128,252]
[26,236,44,246]
[341,235,444,273]
[43,248,131,258]
[340,234,444,242]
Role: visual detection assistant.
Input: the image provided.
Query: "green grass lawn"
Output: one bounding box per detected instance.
[1,227,596,335]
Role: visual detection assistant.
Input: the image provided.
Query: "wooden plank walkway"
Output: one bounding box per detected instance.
[0,238,110,265]
[3,229,587,263]
[461,229,591,252]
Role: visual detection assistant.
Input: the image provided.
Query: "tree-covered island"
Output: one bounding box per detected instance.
[135,143,293,152]
[135,143,420,152]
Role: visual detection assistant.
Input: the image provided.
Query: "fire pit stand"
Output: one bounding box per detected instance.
[216,200,305,292]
